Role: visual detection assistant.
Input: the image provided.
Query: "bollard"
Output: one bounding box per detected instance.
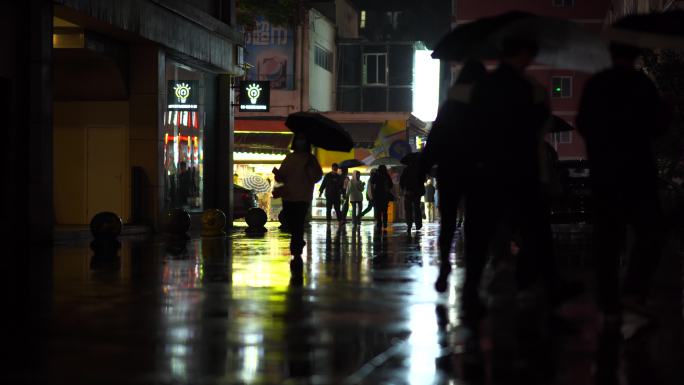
[201,209,226,237]
[245,207,268,235]
[89,212,122,268]
[164,208,191,241]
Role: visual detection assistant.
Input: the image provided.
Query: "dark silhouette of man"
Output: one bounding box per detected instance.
[576,43,671,320]
[319,163,343,222]
[464,38,552,325]
[421,60,487,293]
[400,160,425,233]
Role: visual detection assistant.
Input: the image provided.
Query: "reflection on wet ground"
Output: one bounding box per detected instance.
[5,222,683,384]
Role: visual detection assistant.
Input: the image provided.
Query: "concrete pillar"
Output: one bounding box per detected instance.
[218,74,234,226]
[129,45,164,230]
[1,0,54,243]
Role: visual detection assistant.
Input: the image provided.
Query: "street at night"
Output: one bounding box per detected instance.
[3,0,684,384]
[5,222,682,384]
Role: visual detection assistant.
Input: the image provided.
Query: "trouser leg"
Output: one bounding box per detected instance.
[285,201,309,257]
[623,195,664,300]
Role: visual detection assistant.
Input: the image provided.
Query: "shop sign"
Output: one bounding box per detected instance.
[239,81,270,112]
[168,80,199,110]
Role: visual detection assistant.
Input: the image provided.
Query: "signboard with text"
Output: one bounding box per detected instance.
[239,81,270,112]
[242,17,295,90]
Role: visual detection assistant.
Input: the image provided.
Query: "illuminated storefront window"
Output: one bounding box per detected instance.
[164,61,205,212]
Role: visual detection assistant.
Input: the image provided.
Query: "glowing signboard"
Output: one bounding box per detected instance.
[238,81,270,112]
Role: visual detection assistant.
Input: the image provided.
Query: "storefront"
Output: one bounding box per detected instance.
[233,119,293,221]
[163,59,214,214]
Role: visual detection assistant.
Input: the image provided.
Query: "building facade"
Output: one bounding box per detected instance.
[3,0,242,242]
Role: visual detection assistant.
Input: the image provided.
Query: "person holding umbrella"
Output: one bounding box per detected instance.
[346,170,365,226]
[400,156,425,234]
[273,133,324,274]
[576,42,672,328]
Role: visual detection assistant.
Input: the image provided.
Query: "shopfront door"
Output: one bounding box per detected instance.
[87,125,126,220]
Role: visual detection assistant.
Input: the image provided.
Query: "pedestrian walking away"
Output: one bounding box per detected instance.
[576,42,672,328]
[420,59,487,296]
[273,133,323,276]
[370,165,394,230]
[400,160,426,233]
[319,163,343,222]
[425,178,436,222]
[347,170,365,226]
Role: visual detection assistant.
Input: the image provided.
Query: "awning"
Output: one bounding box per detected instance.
[234,119,381,150]
[234,132,293,154]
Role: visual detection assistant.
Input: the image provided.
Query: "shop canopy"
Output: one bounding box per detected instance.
[234,118,382,152]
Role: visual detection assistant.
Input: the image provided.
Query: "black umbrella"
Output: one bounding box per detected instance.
[432,11,534,61]
[604,10,684,49]
[434,12,611,72]
[489,15,611,72]
[339,159,365,169]
[549,115,574,133]
[285,112,353,152]
[400,152,421,165]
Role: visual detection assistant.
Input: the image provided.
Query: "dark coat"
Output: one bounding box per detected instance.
[420,84,477,184]
[576,66,670,196]
[469,63,550,196]
[370,171,393,205]
[319,172,343,200]
[400,163,426,197]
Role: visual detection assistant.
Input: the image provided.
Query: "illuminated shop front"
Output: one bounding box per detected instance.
[163,61,207,213]
[233,127,292,221]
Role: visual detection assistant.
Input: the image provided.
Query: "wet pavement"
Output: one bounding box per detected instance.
[4,221,683,384]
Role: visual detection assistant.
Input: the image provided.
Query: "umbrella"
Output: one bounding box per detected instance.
[432,11,534,61]
[400,152,421,165]
[339,159,365,169]
[285,112,353,152]
[548,115,574,133]
[243,174,271,193]
[370,156,402,166]
[489,15,611,73]
[604,10,684,49]
[433,12,611,73]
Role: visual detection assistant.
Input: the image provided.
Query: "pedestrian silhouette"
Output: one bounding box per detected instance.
[319,163,343,222]
[360,168,377,217]
[462,37,559,328]
[576,42,671,322]
[370,165,393,231]
[347,170,365,226]
[273,132,323,276]
[421,59,487,293]
[400,158,426,233]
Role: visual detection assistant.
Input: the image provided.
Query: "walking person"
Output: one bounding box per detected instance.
[340,167,351,223]
[346,171,365,226]
[273,133,323,275]
[319,163,343,222]
[400,160,425,233]
[370,165,393,230]
[464,39,553,325]
[361,168,377,216]
[424,178,436,222]
[420,60,488,294]
[576,42,671,328]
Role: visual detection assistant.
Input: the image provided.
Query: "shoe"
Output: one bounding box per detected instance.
[416,224,422,230]
[434,264,451,293]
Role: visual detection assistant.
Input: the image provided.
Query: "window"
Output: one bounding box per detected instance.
[363,53,387,86]
[552,0,575,6]
[553,131,573,144]
[551,76,572,98]
[360,10,366,29]
[314,45,333,72]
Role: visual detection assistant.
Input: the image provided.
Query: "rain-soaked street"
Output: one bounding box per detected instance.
[6,221,683,384]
